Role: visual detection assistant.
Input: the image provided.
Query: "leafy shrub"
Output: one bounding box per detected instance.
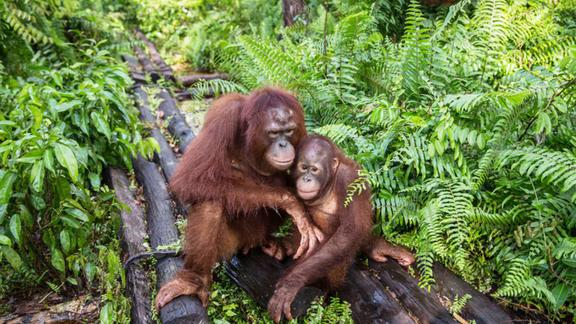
[0,44,156,296]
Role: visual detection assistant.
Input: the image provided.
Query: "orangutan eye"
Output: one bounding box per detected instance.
[300,164,308,171]
[311,166,319,173]
[269,130,279,137]
[285,129,294,136]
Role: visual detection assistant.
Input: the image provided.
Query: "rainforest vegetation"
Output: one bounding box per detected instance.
[0,0,575,322]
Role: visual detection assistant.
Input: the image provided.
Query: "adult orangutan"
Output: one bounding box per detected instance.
[266,135,414,322]
[155,88,324,309]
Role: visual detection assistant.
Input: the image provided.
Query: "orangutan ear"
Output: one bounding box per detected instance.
[331,158,340,172]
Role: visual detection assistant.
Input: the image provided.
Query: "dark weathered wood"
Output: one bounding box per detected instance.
[133,155,209,324]
[337,265,416,324]
[133,85,178,180]
[134,46,161,83]
[179,73,228,87]
[122,54,147,84]
[174,88,215,101]
[432,263,512,324]
[369,260,456,324]
[107,168,152,324]
[224,250,324,319]
[0,295,99,324]
[134,29,176,82]
[157,89,196,152]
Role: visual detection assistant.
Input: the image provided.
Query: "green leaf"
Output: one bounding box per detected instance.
[89,172,101,190]
[99,303,114,324]
[43,149,55,173]
[1,246,22,269]
[30,160,45,192]
[60,229,72,254]
[51,248,66,272]
[10,214,22,245]
[0,171,17,203]
[551,283,569,310]
[66,208,89,222]
[0,234,12,246]
[54,143,78,182]
[60,216,81,229]
[29,105,43,131]
[91,112,111,140]
[56,100,81,113]
[85,262,96,282]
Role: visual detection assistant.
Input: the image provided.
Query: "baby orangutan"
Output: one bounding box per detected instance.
[265,135,414,322]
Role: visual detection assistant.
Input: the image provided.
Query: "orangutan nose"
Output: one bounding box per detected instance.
[303,175,312,183]
[278,140,288,148]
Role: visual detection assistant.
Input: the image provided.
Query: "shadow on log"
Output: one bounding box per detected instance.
[134,28,176,82]
[157,89,196,152]
[369,260,456,324]
[133,155,208,324]
[337,264,415,324]
[432,263,512,324]
[179,73,228,87]
[224,250,324,319]
[134,46,160,83]
[107,168,152,324]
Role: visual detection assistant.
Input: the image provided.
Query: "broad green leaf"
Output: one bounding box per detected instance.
[66,208,89,222]
[30,160,45,192]
[551,283,569,310]
[91,112,111,140]
[51,248,66,272]
[56,100,81,113]
[60,216,81,229]
[88,172,101,189]
[0,234,11,246]
[60,229,72,254]
[1,246,22,269]
[85,262,97,282]
[54,143,78,182]
[0,172,17,203]
[99,303,114,324]
[43,149,55,173]
[10,214,22,245]
[29,105,42,131]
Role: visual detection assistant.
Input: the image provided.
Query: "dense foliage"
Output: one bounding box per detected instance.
[0,0,155,321]
[133,0,576,320]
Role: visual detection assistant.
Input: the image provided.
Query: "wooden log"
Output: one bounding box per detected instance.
[432,263,512,324]
[179,73,229,87]
[156,89,196,152]
[107,168,152,324]
[133,155,209,324]
[134,29,176,82]
[369,260,457,324]
[134,46,161,83]
[337,264,416,324]
[0,295,99,324]
[174,88,215,101]
[224,250,324,319]
[133,85,178,180]
[122,54,147,84]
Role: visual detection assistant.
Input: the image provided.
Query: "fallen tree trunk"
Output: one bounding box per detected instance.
[225,252,415,323]
[133,155,209,324]
[225,250,323,319]
[174,88,215,101]
[369,260,456,324]
[179,73,228,87]
[107,168,152,324]
[0,295,99,324]
[133,85,178,180]
[122,55,147,84]
[134,29,176,82]
[337,264,416,324]
[432,263,512,324]
[157,89,196,152]
[134,46,161,83]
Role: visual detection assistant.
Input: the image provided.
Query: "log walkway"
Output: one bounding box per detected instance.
[109,35,514,323]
